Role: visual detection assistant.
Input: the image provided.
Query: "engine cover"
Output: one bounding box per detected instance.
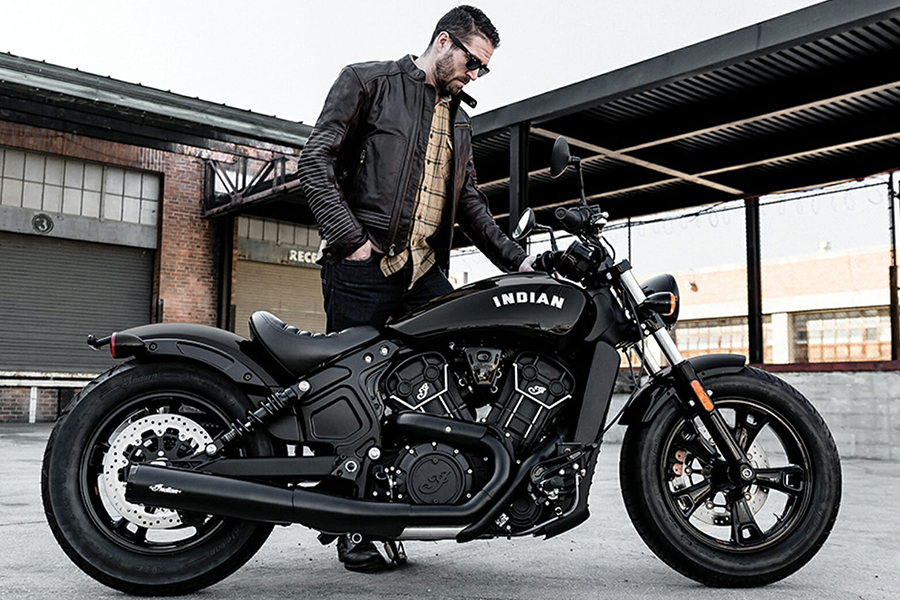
[384,352,469,419]
[395,442,474,505]
[487,352,575,451]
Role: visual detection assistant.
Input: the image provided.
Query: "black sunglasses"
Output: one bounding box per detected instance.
[446,32,490,78]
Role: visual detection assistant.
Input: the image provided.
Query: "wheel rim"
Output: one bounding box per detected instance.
[80,390,240,555]
[660,399,813,552]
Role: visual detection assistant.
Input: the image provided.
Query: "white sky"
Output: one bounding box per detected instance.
[0,0,823,124]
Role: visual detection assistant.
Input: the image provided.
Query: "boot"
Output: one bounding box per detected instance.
[336,535,388,573]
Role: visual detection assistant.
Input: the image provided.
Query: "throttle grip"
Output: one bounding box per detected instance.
[534,251,563,273]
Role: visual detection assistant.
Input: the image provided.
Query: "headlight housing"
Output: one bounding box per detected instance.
[639,274,680,328]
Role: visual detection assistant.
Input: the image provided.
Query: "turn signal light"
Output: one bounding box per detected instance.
[642,291,678,316]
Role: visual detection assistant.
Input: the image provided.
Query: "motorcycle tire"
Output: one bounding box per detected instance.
[620,366,841,587]
[41,360,275,595]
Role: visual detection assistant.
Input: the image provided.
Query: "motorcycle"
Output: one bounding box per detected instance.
[41,137,841,595]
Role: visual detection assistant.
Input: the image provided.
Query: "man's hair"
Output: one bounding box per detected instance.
[428,5,500,49]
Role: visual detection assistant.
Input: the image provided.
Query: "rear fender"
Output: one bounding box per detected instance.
[620,354,747,426]
[98,322,290,391]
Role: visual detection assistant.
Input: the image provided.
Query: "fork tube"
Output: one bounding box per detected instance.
[618,267,685,368]
[617,266,647,304]
[652,328,685,367]
[633,345,663,375]
[618,262,754,481]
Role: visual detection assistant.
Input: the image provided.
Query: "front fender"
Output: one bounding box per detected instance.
[620,354,747,425]
[108,322,290,391]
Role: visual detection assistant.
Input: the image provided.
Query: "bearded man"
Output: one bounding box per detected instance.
[298,5,533,572]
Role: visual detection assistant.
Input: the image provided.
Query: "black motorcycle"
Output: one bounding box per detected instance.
[41,137,841,595]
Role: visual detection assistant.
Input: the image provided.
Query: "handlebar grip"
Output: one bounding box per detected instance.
[555,207,585,232]
[534,250,563,273]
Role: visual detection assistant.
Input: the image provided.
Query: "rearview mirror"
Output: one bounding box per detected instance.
[513,208,536,240]
[550,137,572,178]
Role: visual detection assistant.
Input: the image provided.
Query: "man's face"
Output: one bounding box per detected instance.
[433,33,494,97]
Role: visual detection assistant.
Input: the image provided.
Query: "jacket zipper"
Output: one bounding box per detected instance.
[385,85,427,257]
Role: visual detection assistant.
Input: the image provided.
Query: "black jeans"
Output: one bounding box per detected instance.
[320,253,453,333]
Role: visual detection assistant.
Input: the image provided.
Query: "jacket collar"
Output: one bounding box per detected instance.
[400,54,426,81]
[399,54,477,109]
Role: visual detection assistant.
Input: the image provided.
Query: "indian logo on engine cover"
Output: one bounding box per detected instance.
[492,291,565,309]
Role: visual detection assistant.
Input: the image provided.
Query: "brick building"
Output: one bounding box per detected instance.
[674,247,891,363]
[0,53,319,421]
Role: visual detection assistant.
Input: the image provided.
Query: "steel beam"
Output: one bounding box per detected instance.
[745,197,764,364]
[531,127,744,196]
[890,173,899,360]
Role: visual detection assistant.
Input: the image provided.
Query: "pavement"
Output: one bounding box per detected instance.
[1,422,897,600]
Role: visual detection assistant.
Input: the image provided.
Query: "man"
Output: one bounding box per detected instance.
[298,5,533,572]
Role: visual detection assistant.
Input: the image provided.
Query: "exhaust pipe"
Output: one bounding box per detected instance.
[126,413,512,540]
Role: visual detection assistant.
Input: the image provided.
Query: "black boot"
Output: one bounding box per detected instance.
[336,535,388,573]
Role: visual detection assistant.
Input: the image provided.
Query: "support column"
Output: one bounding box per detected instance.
[217,216,236,332]
[746,198,764,364]
[889,173,899,360]
[509,122,530,246]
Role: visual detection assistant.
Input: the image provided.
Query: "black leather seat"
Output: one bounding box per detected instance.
[249,311,380,377]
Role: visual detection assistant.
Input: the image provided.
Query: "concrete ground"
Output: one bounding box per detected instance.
[1,422,897,600]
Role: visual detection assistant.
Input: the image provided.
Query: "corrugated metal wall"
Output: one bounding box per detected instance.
[0,231,152,373]
[234,261,326,339]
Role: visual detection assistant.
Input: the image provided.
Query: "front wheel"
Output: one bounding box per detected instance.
[41,361,275,595]
[620,367,841,587]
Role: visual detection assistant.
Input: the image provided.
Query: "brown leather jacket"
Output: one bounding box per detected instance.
[298,55,526,272]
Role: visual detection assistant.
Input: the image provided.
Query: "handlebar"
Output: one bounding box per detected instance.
[554,207,587,232]
[534,237,608,282]
[554,205,609,235]
[533,250,564,273]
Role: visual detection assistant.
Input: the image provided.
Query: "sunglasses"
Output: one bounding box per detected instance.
[446,32,490,78]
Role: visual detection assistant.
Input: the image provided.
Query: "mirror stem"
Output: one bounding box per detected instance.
[573,158,588,206]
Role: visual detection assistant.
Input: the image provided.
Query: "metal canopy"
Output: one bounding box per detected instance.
[471,0,900,236]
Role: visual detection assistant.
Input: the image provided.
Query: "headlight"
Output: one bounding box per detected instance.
[640,274,680,327]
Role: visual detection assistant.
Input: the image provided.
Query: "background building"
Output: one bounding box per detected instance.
[0,52,317,421]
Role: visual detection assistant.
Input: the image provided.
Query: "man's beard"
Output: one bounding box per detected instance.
[433,53,466,97]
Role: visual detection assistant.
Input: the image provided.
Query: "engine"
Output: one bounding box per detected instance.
[373,347,576,514]
[384,348,575,452]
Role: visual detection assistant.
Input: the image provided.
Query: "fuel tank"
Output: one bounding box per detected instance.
[388,272,588,340]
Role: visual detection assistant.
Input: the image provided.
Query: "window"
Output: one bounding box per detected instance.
[674,317,772,362]
[0,147,159,226]
[793,309,890,362]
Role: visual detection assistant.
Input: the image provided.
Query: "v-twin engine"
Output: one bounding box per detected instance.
[384,349,576,453]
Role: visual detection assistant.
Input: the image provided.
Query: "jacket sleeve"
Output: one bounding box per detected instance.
[456,150,528,273]
[298,66,369,258]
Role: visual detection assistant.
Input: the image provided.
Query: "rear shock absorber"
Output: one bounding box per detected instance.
[203,380,311,456]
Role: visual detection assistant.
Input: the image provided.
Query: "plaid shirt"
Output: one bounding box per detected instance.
[380,98,452,285]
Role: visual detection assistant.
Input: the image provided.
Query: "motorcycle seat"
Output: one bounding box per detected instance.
[249,311,379,377]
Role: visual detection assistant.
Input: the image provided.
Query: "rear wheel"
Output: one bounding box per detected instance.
[41,361,275,595]
[620,367,841,586]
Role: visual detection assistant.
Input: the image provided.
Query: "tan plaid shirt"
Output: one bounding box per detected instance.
[380,97,452,286]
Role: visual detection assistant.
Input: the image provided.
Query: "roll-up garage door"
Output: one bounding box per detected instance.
[234,261,326,339]
[0,231,152,374]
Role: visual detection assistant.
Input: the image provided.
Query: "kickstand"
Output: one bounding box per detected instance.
[383,540,408,566]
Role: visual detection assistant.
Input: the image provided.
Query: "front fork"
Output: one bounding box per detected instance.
[618,268,757,485]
